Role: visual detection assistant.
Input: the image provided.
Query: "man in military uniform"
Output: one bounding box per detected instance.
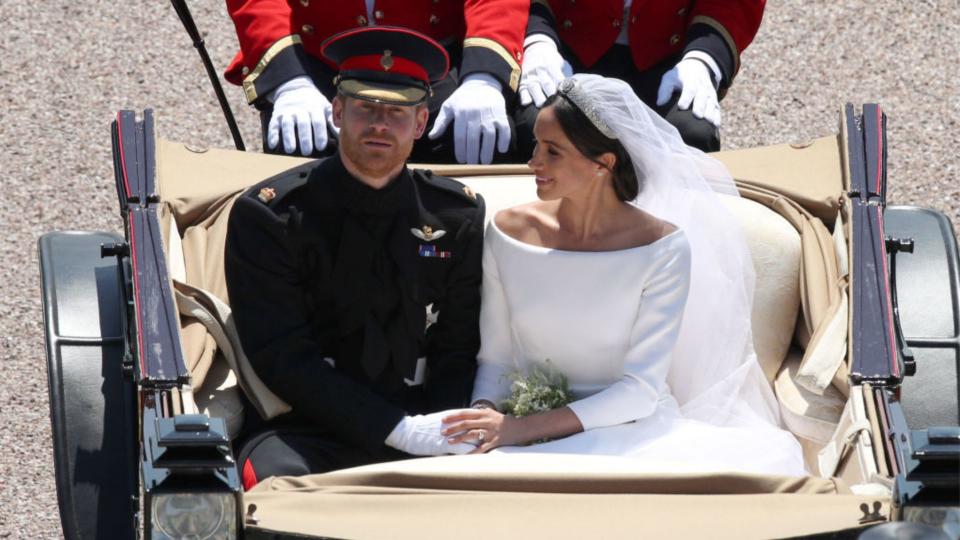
[224,27,485,489]
[514,0,765,154]
[225,0,528,164]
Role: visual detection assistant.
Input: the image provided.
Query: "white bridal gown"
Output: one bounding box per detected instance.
[472,221,806,476]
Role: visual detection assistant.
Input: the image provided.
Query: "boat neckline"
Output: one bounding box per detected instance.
[489,218,683,254]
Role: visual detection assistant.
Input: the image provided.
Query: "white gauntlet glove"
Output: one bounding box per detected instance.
[267,75,337,156]
[385,411,475,456]
[427,73,510,165]
[518,34,573,107]
[655,53,723,128]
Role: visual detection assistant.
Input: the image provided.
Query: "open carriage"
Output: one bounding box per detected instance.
[39,105,959,539]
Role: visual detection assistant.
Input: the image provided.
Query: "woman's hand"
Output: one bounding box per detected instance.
[441,408,525,453]
[442,407,584,453]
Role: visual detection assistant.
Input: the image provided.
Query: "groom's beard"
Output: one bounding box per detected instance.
[339,128,413,180]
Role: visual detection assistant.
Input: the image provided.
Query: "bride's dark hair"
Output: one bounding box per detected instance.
[543,93,641,201]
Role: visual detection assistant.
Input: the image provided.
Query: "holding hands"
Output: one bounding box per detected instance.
[441,407,522,454]
[385,410,477,456]
[384,407,530,456]
[428,73,511,165]
[267,76,338,156]
[656,55,722,128]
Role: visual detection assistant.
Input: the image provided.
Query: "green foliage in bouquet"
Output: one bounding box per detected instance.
[500,360,572,417]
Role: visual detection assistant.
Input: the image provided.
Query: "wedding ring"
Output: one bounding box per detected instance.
[476,430,486,443]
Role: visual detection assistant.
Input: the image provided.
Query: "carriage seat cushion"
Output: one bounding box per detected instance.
[774,351,845,444]
[193,353,245,440]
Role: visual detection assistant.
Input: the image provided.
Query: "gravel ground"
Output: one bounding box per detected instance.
[1,2,957,538]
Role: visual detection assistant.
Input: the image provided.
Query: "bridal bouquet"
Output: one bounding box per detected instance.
[500,360,572,417]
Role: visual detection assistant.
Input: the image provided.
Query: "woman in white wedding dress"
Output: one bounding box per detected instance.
[441,74,806,476]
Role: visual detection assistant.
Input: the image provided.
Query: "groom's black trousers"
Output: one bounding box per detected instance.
[236,426,411,490]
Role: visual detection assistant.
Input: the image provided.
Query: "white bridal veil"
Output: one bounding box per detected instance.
[558,74,782,430]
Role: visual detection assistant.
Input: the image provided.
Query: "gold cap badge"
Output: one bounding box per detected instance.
[462,186,477,200]
[380,50,394,71]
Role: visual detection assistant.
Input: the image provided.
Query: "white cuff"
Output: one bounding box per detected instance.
[461,72,503,94]
[266,75,315,103]
[523,33,556,50]
[683,51,723,88]
[384,416,412,448]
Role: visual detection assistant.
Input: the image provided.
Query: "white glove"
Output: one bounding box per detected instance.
[518,34,573,107]
[267,76,337,156]
[385,411,475,456]
[656,55,722,128]
[427,73,510,165]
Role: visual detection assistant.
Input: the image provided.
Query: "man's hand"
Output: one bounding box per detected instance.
[656,56,722,128]
[384,410,476,456]
[518,35,573,108]
[428,73,510,165]
[267,76,336,156]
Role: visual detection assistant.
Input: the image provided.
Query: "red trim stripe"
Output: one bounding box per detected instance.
[128,213,147,379]
[876,206,899,378]
[320,26,450,80]
[340,54,429,83]
[242,459,259,491]
[116,113,132,199]
[874,106,883,194]
[118,114,142,376]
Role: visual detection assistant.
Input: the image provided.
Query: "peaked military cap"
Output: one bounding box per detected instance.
[321,26,450,106]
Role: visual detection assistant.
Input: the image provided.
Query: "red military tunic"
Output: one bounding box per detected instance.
[226,0,529,103]
[527,0,764,88]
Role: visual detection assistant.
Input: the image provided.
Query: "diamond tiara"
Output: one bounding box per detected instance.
[557,78,617,139]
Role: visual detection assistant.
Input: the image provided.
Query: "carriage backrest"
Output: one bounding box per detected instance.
[156,138,849,461]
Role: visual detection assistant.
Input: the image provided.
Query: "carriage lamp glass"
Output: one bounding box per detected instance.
[151,491,236,540]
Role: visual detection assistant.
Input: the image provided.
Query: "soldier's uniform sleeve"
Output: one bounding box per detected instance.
[525,0,559,46]
[224,0,315,104]
[224,183,406,455]
[524,0,763,91]
[460,0,530,93]
[417,176,486,411]
[684,0,765,88]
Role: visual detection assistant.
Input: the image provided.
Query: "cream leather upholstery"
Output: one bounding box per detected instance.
[193,354,245,440]
[722,196,802,382]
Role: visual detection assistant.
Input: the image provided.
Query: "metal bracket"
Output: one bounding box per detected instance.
[886,235,917,377]
[859,501,886,524]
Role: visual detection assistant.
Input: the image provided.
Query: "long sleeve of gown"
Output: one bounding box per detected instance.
[471,231,516,406]
[567,241,692,431]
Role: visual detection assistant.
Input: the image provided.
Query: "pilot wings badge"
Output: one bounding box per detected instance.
[410,225,445,242]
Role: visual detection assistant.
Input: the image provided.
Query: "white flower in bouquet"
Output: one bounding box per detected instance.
[500,360,572,417]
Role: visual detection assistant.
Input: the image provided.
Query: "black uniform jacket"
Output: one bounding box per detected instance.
[224,155,485,455]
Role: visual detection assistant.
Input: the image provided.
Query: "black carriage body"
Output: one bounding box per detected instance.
[40,110,242,540]
[39,231,139,540]
[843,103,959,511]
